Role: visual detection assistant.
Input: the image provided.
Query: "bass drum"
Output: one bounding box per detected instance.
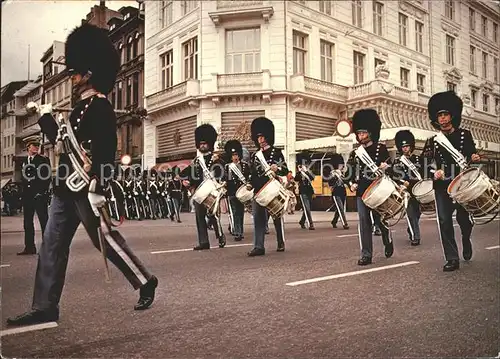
[412,179,436,214]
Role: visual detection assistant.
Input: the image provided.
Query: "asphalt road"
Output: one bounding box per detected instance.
[1,212,499,358]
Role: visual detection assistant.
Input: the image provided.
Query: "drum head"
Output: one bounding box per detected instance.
[448,168,481,195]
[413,180,433,196]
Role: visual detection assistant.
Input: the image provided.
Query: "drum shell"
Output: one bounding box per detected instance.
[362,176,406,221]
[412,179,435,204]
[191,179,221,212]
[255,179,289,219]
[235,185,254,204]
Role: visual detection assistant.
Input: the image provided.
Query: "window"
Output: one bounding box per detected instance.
[320,40,334,82]
[117,81,123,109]
[126,36,133,62]
[469,8,475,31]
[160,1,172,28]
[482,51,488,78]
[181,0,197,16]
[225,28,261,73]
[470,46,476,74]
[482,16,487,37]
[111,88,116,109]
[352,0,362,28]
[415,21,423,53]
[293,31,308,75]
[319,0,332,15]
[132,37,138,59]
[183,37,198,80]
[471,88,477,108]
[160,50,173,89]
[417,73,425,92]
[495,98,500,115]
[400,68,410,88]
[494,58,499,83]
[126,77,132,106]
[446,35,455,65]
[494,23,498,43]
[483,94,489,112]
[399,13,408,46]
[353,51,365,84]
[373,2,383,36]
[133,73,139,105]
[445,0,454,20]
[447,82,456,92]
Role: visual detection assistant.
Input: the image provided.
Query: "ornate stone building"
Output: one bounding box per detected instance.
[144,0,500,197]
[108,4,146,166]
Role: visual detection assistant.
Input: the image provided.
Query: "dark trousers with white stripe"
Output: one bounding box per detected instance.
[32,192,152,312]
[194,202,224,245]
[357,197,392,258]
[434,188,473,261]
[299,193,314,226]
[252,200,284,250]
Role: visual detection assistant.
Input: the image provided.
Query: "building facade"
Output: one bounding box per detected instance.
[1,81,28,186]
[108,4,146,166]
[143,0,499,198]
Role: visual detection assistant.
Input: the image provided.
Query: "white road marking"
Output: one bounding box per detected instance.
[0,322,58,337]
[1,264,11,268]
[152,243,252,254]
[285,261,420,287]
[485,245,500,250]
[336,234,358,238]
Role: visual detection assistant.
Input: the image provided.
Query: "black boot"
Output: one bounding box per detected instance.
[6,309,59,326]
[410,239,420,246]
[218,235,226,248]
[277,241,285,252]
[384,242,394,258]
[357,257,372,265]
[247,248,265,256]
[17,247,36,255]
[443,260,459,272]
[463,240,473,261]
[134,276,158,310]
[193,243,210,250]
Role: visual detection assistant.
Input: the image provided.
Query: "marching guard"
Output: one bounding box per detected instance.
[328,153,349,230]
[393,130,423,246]
[223,139,251,241]
[248,117,288,256]
[18,135,51,255]
[422,91,480,271]
[294,153,315,230]
[180,124,226,250]
[7,24,158,327]
[345,109,394,265]
[168,166,182,223]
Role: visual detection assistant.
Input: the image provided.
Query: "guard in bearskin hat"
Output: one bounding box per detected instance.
[294,151,316,230]
[327,153,349,230]
[247,117,288,256]
[223,139,251,241]
[7,24,158,328]
[168,166,182,222]
[422,91,480,271]
[344,109,394,266]
[393,130,423,246]
[180,124,226,249]
[18,135,51,255]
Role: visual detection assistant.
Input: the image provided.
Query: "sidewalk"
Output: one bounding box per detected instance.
[1,211,362,233]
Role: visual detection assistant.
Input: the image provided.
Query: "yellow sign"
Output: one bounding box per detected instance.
[312,176,323,195]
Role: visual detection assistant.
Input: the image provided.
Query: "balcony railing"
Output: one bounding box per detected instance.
[216,0,263,9]
[290,75,348,102]
[216,71,268,93]
[348,79,421,103]
[146,79,199,111]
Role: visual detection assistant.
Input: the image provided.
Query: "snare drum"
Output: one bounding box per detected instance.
[255,178,289,219]
[412,179,436,214]
[448,168,500,217]
[235,185,254,205]
[362,176,405,221]
[191,178,221,213]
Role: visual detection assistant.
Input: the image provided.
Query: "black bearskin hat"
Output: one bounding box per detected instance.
[194,124,218,150]
[296,151,312,166]
[395,130,415,153]
[224,139,243,158]
[251,117,275,148]
[65,23,119,95]
[352,109,381,143]
[330,153,345,169]
[427,91,463,130]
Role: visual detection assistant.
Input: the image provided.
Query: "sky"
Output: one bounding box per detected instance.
[1,0,135,87]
